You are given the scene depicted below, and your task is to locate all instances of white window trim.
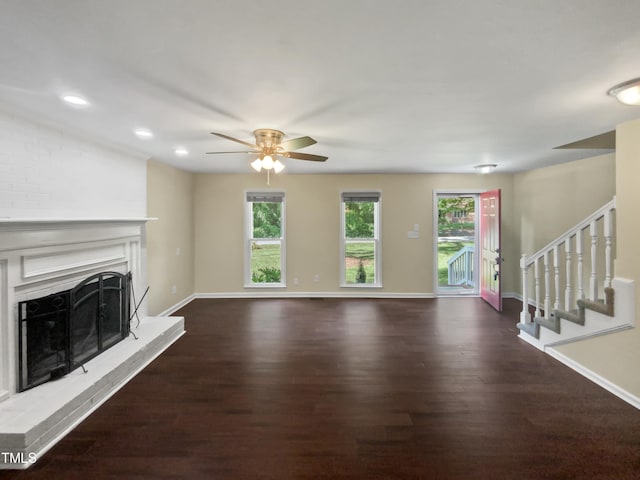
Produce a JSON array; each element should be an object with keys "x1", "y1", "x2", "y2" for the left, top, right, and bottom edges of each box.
[
  {"x1": 340, "y1": 190, "x2": 382, "y2": 288},
  {"x1": 244, "y1": 191, "x2": 286, "y2": 288}
]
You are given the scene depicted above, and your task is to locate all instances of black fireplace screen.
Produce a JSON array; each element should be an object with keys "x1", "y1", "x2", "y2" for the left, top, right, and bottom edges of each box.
[{"x1": 18, "y1": 271, "x2": 131, "y2": 392}]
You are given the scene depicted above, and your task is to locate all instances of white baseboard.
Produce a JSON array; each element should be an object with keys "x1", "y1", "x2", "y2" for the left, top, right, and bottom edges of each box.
[
  {"x1": 195, "y1": 291, "x2": 436, "y2": 299},
  {"x1": 155, "y1": 290, "x2": 522, "y2": 308},
  {"x1": 157, "y1": 290, "x2": 543, "y2": 305},
  {"x1": 545, "y1": 347, "x2": 640, "y2": 410},
  {"x1": 517, "y1": 331, "x2": 544, "y2": 351},
  {"x1": 157, "y1": 294, "x2": 196, "y2": 316},
  {"x1": 508, "y1": 292, "x2": 545, "y2": 310}
]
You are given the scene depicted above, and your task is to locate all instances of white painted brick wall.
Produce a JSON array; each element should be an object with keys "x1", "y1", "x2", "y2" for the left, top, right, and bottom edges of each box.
[{"x1": 0, "y1": 110, "x2": 147, "y2": 218}]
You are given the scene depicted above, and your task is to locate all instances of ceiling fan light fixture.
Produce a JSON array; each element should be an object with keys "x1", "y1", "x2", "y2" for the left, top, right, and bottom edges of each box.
[
  {"x1": 250, "y1": 158, "x2": 263, "y2": 172},
  {"x1": 207, "y1": 129, "x2": 327, "y2": 180},
  {"x1": 475, "y1": 164, "x2": 497, "y2": 174},
  {"x1": 273, "y1": 159, "x2": 285, "y2": 173},
  {"x1": 608, "y1": 78, "x2": 640, "y2": 106},
  {"x1": 262, "y1": 155, "x2": 274, "y2": 169}
]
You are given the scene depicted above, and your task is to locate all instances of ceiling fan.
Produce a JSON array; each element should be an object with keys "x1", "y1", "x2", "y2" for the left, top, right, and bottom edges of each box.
[{"x1": 207, "y1": 129, "x2": 328, "y2": 175}]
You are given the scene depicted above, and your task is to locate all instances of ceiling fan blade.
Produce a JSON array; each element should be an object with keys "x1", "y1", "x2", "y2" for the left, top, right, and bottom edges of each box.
[
  {"x1": 281, "y1": 151, "x2": 328, "y2": 162},
  {"x1": 278, "y1": 136, "x2": 317, "y2": 151},
  {"x1": 210, "y1": 132, "x2": 258, "y2": 149},
  {"x1": 206, "y1": 151, "x2": 256, "y2": 155}
]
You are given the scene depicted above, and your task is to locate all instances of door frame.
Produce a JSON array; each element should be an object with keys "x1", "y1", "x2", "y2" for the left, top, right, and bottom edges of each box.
[{"x1": 433, "y1": 189, "x2": 483, "y2": 297}]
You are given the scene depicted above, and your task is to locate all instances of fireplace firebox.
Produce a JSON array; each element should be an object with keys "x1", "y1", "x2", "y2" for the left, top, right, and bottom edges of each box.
[{"x1": 18, "y1": 271, "x2": 131, "y2": 392}]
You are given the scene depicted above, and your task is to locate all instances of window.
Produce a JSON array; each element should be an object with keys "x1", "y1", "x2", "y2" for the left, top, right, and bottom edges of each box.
[
  {"x1": 245, "y1": 192, "x2": 285, "y2": 287},
  {"x1": 341, "y1": 192, "x2": 381, "y2": 287}
]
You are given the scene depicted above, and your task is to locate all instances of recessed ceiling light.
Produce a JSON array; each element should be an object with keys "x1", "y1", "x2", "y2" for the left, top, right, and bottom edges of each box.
[
  {"x1": 62, "y1": 95, "x2": 89, "y2": 107},
  {"x1": 608, "y1": 78, "x2": 640, "y2": 106},
  {"x1": 134, "y1": 129, "x2": 153, "y2": 139},
  {"x1": 474, "y1": 164, "x2": 497, "y2": 174},
  {"x1": 174, "y1": 147, "x2": 189, "y2": 156}
]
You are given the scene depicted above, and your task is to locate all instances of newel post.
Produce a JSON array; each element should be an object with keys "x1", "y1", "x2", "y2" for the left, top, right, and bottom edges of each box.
[{"x1": 520, "y1": 254, "x2": 531, "y2": 324}]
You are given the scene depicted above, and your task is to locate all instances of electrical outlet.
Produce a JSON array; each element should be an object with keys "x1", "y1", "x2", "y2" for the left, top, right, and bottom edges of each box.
[
  {"x1": 171, "y1": 285, "x2": 177, "y2": 294},
  {"x1": 313, "y1": 274, "x2": 320, "y2": 282},
  {"x1": 293, "y1": 277, "x2": 299, "y2": 285},
  {"x1": 176, "y1": 247, "x2": 181, "y2": 256}
]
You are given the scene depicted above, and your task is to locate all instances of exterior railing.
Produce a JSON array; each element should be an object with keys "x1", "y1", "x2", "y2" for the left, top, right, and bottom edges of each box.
[
  {"x1": 519, "y1": 198, "x2": 616, "y2": 324},
  {"x1": 447, "y1": 245, "x2": 475, "y2": 287}
]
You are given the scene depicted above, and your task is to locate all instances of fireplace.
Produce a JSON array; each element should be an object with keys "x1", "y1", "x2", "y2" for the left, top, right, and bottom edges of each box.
[
  {"x1": 18, "y1": 271, "x2": 131, "y2": 392},
  {"x1": 0, "y1": 218, "x2": 185, "y2": 470}
]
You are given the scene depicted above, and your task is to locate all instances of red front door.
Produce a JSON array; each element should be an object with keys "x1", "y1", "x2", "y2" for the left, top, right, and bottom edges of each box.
[{"x1": 480, "y1": 189, "x2": 502, "y2": 311}]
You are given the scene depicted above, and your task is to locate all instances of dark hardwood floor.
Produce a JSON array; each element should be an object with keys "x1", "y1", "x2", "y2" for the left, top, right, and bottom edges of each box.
[{"x1": 3, "y1": 297, "x2": 640, "y2": 479}]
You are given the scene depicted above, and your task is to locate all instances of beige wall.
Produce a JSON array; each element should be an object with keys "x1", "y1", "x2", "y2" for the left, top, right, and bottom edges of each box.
[
  {"x1": 146, "y1": 160, "x2": 195, "y2": 315},
  {"x1": 553, "y1": 118, "x2": 640, "y2": 398},
  {"x1": 513, "y1": 153, "x2": 616, "y2": 257},
  {"x1": 511, "y1": 153, "x2": 616, "y2": 298},
  {"x1": 194, "y1": 173, "x2": 515, "y2": 295},
  {"x1": 614, "y1": 118, "x2": 640, "y2": 309},
  {"x1": 150, "y1": 154, "x2": 616, "y2": 301}
]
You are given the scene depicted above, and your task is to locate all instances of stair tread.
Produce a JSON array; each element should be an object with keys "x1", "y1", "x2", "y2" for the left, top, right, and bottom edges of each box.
[
  {"x1": 550, "y1": 308, "x2": 585, "y2": 325},
  {"x1": 516, "y1": 322, "x2": 539, "y2": 339},
  {"x1": 551, "y1": 309, "x2": 578, "y2": 316},
  {"x1": 534, "y1": 316, "x2": 561, "y2": 333}
]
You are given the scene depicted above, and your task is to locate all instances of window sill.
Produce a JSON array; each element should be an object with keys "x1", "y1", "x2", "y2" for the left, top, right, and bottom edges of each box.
[
  {"x1": 244, "y1": 283, "x2": 287, "y2": 289},
  {"x1": 340, "y1": 283, "x2": 383, "y2": 288}
]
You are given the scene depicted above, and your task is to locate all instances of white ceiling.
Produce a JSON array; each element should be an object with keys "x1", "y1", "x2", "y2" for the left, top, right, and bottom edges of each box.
[{"x1": 1, "y1": 0, "x2": 640, "y2": 174}]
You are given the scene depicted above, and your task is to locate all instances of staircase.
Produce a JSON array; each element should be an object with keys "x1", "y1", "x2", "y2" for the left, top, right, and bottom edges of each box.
[{"x1": 516, "y1": 198, "x2": 635, "y2": 350}]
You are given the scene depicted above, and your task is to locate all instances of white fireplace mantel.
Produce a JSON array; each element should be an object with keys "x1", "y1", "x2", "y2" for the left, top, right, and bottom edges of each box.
[
  {"x1": 0, "y1": 217, "x2": 185, "y2": 470},
  {"x1": 0, "y1": 217, "x2": 156, "y2": 398}
]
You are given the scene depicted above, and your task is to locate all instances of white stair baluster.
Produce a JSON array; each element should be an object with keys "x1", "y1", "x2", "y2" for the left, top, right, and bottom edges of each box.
[
  {"x1": 576, "y1": 229, "x2": 584, "y2": 301},
  {"x1": 534, "y1": 259, "x2": 540, "y2": 318},
  {"x1": 520, "y1": 254, "x2": 531, "y2": 323},
  {"x1": 565, "y1": 238, "x2": 572, "y2": 311},
  {"x1": 604, "y1": 210, "x2": 613, "y2": 289},
  {"x1": 544, "y1": 251, "x2": 550, "y2": 318},
  {"x1": 589, "y1": 220, "x2": 598, "y2": 301},
  {"x1": 553, "y1": 245, "x2": 560, "y2": 311}
]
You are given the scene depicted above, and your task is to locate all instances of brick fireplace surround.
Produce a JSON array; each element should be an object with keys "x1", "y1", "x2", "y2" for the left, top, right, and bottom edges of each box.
[{"x1": 0, "y1": 219, "x2": 184, "y2": 469}]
